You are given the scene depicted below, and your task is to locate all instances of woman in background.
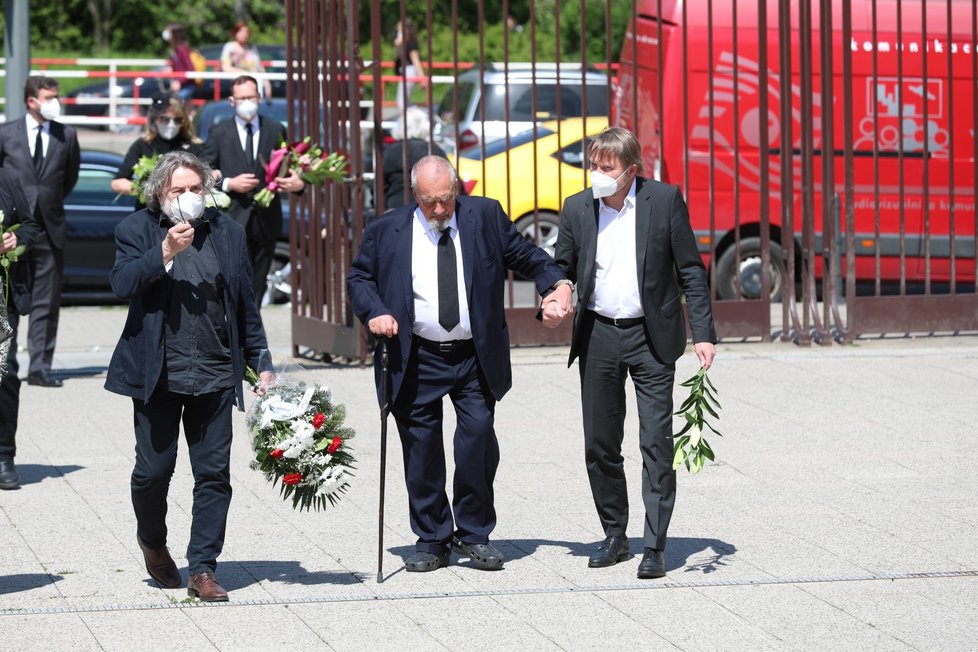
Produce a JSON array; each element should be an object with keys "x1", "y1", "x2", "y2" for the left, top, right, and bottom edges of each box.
[
  {"x1": 394, "y1": 18, "x2": 425, "y2": 113},
  {"x1": 221, "y1": 21, "x2": 272, "y2": 99}
]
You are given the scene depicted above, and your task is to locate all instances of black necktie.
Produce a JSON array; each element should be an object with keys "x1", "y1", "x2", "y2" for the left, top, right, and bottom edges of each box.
[
  {"x1": 33, "y1": 126, "x2": 44, "y2": 175},
  {"x1": 437, "y1": 229, "x2": 459, "y2": 332},
  {"x1": 244, "y1": 123, "x2": 254, "y2": 168}
]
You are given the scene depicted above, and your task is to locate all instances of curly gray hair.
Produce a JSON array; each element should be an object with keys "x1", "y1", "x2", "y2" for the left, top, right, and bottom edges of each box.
[{"x1": 143, "y1": 151, "x2": 215, "y2": 213}]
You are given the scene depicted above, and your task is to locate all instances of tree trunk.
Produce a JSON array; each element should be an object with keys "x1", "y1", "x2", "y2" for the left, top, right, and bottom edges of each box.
[{"x1": 86, "y1": 0, "x2": 113, "y2": 51}]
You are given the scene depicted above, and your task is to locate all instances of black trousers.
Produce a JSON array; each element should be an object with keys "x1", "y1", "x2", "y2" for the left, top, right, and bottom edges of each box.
[
  {"x1": 579, "y1": 315, "x2": 677, "y2": 550},
  {"x1": 131, "y1": 387, "x2": 235, "y2": 575},
  {"x1": 245, "y1": 209, "x2": 275, "y2": 304},
  {"x1": 392, "y1": 340, "x2": 498, "y2": 555},
  {"x1": 0, "y1": 311, "x2": 20, "y2": 459},
  {"x1": 26, "y1": 232, "x2": 63, "y2": 376}
]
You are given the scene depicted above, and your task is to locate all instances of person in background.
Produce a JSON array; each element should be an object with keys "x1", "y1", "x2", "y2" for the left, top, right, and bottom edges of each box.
[
  {"x1": 112, "y1": 93, "x2": 206, "y2": 211},
  {"x1": 544, "y1": 127, "x2": 717, "y2": 580},
  {"x1": 0, "y1": 168, "x2": 40, "y2": 490},
  {"x1": 0, "y1": 76, "x2": 81, "y2": 390},
  {"x1": 202, "y1": 75, "x2": 304, "y2": 304},
  {"x1": 220, "y1": 21, "x2": 272, "y2": 99},
  {"x1": 394, "y1": 18, "x2": 425, "y2": 113},
  {"x1": 162, "y1": 23, "x2": 197, "y2": 103},
  {"x1": 104, "y1": 150, "x2": 273, "y2": 601},
  {"x1": 383, "y1": 106, "x2": 446, "y2": 210}
]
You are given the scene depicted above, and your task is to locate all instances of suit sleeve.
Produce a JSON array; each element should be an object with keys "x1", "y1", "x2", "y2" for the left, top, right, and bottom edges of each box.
[
  {"x1": 346, "y1": 221, "x2": 391, "y2": 325},
  {"x1": 236, "y1": 231, "x2": 270, "y2": 373},
  {"x1": 553, "y1": 196, "x2": 580, "y2": 283},
  {"x1": 109, "y1": 218, "x2": 169, "y2": 300},
  {"x1": 63, "y1": 128, "x2": 81, "y2": 196},
  {"x1": 669, "y1": 189, "x2": 717, "y2": 344},
  {"x1": 492, "y1": 200, "x2": 565, "y2": 295},
  {"x1": 1, "y1": 173, "x2": 38, "y2": 249}
]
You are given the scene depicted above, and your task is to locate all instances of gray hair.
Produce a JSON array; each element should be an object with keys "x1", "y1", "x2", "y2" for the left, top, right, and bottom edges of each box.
[
  {"x1": 410, "y1": 155, "x2": 457, "y2": 192},
  {"x1": 391, "y1": 107, "x2": 431, "y2": 141},
  {"x1": 143, "y1": 151, "x2": 215, "y2": 213},
  {"x1": 587, "y1": 126, "x2": 644, "y2": 173}
]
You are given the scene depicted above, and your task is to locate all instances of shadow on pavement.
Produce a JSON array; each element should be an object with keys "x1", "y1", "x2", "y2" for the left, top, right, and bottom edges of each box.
[
  {"x1": 0, "y1": 573, "x2": 64, "y2": 595},
  {"x1": 218, "y1": 561, "x2": 363, "y2": 591},
  {"x1": 17, "y1": 464, "x2": 85, "y2": 486},
  {"x1": 668, "y1": 537, "x2": 737, "y2": 574}
]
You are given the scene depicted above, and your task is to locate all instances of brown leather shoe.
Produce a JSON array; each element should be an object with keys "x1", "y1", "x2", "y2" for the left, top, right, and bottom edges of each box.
[
  {"x1": 136, "y1": 536, "x2": 181, "y2": 588},
  {"x1": 188, "y1": 572, "x2": 229, "y2": 602}
]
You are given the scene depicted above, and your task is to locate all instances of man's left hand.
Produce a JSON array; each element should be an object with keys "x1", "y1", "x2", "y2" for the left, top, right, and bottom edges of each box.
[
  {"x1": 275, "y1": 168, "x2": 306, "y2": 194},
  {"x1": 256, "y1": 370, "x2": 276, "y2": 396},
  {"x1": 694, "y1": 342, "x2": 716, "y2": 370}
]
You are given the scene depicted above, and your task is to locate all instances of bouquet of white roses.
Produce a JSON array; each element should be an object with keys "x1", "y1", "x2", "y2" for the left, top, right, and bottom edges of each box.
[{"x1": 245, "y1": 365, "x2": 356, "y2": 511}]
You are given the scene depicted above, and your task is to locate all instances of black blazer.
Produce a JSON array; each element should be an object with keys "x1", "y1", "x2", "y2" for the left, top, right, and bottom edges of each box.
[
  {"x1": 0, "y1": 118, "x2": 80, "y2": 249},
  {"x1": 103, "y1": 207, "x2": 268, "y2": 410},
  {"x1": 202, "y1": 115, "x2": 287, "y2": 241},
  {"x1": 554, "y1": 177, "x2": 717, "y2": 366},
  {"x1": 348, "y1": 196, "x2": 566, "y2": 405},
  {"x1": 0, "y1": 168, "x2": 40, "y2": 315}
]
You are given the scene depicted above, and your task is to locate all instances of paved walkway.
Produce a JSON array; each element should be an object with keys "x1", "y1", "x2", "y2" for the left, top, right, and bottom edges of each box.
[{"x1": 1, "y1": 304, "x2": 976, "y2": 650}]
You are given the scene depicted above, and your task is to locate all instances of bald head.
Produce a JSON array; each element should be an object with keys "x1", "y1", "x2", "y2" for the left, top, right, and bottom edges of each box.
[{"x1": 411, "y1": 156, "x2": 457, "y2": 229}]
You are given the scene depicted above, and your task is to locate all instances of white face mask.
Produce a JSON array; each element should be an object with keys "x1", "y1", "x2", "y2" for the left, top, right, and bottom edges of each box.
[
  {"x1": 234, "y1": 99, "x2": 258, "y2": 122},
  {"x1": 163, "y1": 191, "x2": 205, "y2": 224},
  {"x1": 36, "y1": 98, "x2": 61, "y2": 122},
  {"x1": 590, "y1": 168, "x2": 629, "y2": 200},
  {"x1": 157, "y1": 122, "x2": 180, "y2": 141}
]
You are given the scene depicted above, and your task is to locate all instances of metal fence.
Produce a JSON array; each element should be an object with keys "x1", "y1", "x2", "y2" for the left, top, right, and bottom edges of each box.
[{"x1": 286, "y1": 0, "x2": 978, "y2": 360}]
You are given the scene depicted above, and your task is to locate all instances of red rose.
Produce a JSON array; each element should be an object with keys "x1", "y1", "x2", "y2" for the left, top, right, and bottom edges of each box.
[
  {"x1": 283, "y1": 473, "x2": 302, "y2": 485},
  {"x1": 327, "y1": 436, "x2": 342, "y2": 453},
  {"x1": 312, "y1": 412, "x2": 326, "y2": 429},
  {"x1": 270, "y1": 449, "x2": 284, "y2": 458}
]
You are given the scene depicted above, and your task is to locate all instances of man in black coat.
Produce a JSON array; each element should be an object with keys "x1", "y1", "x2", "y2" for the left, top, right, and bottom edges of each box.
[
  {"x1": 0, "y1": 168, "x2": 40, "y2": 490},
  {"x1": 547, "y1": 127, "x2": 717, "y2": 580},
  {"x1": 104, "y1": 151, "x2": 273, "y2": 601},
  {"x1": 202, "y1": 75, "x2": 304, "y2": 304},
  {"x1": 0, "y1": 76, "x2": 81, "y2": 388}
]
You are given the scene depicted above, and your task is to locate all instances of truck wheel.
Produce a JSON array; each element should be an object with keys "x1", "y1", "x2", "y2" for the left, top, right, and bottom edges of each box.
[
  {"x1": 515, "y1": 211, "x2": 560, "y2": 258},
  {"x1": 715, "y1": 237, "x2": 784, "y2": 301}
]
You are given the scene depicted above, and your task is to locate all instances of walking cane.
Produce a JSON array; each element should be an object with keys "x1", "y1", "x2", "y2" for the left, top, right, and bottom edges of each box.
[{"x1": 377, "y1": 338, "x2": 390, "y2": 583}]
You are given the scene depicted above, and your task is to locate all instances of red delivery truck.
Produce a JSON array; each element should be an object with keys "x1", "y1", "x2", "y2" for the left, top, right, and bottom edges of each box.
[{"x1": 614, "y1": 0, "x2": 976, "y2": 300}]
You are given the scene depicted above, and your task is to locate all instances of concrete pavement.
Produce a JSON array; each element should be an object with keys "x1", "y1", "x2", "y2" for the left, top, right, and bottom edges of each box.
[{"x1": 1, "y1": 304, "x2": 977, "y2": 650}]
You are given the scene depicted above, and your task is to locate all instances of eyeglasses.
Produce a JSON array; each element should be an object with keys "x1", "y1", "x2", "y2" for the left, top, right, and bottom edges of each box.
[
  {"x1": 157, "y1": 116, "x2": 184, "y2": 125},
  {"x1": 233, "y1": 95, "x2": 260, "y2": 103}
]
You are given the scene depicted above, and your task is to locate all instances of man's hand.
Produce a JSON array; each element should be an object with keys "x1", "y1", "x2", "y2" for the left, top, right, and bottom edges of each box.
[
  {"x1": 541, "y1": 283, "x2": 573, "y2": 329},
  {"x1": 0, "y1": 232, "x2": 17, "y2": 254},
  {"x1": 274, "y1": 168, "x2": 305, "y2": 194},
  {"x1": 162, "y1": 221, "x2": 195, "y2": 263},
  {"x1": 228, "y1": 173, "x2": 260, "y2": 194},
  {"x1": 368, "y1": 314, "x2": 398, "y2": 338},
  {"x1": 255, "y1": 370, "x2": 276, "y2": 396},
  {"x1": 694, "y1": 342, "x2": 716, "y2": 370}
]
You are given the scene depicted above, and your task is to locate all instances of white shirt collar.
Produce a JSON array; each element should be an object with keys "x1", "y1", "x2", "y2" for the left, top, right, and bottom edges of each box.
[
  {"x1": 234, "y1": 114, "x2": 260, "y2": 132},
  {"x1": 598, "y1": 177, "x2": 637, "y2": 213},
  {"x1": 413, "y1": 207, "x2": 459, "y2": 240},
  {"x1": 26, "y1": 114, "x2": 45, "y2": 132}
]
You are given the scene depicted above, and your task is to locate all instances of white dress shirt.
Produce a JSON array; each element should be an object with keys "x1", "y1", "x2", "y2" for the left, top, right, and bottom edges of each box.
[
  {"x1": 26, "y1": 114, "x2": 49, "y2": 159},
  {"x1": 587, "y1": 179, "x2": 644, "y2": 319},
  {"x1": 410, "y1": 208, "x2": 471, "y2": 341},
  {"x1": 220, "y1": 115, "x2": 260, "y2": 192}
]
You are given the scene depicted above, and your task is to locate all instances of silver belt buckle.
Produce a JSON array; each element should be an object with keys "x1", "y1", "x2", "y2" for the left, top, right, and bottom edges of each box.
[{"x1": 439, "y1": 341, "x2": 453, "y2": 352}]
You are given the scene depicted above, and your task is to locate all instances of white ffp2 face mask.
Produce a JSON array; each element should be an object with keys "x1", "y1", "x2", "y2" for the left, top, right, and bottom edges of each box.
[
  {"x1": 37, "y1": 98, "x2": 62, "y2": 122},
  {"x1": 590, "y1": 169, "x2": 629, "y2": 199},
  {"x1": 158, "y1": 122, "x2": 180, "y2": 141},
  {"x1": 234, "y1": 99, "x2": 258, "y2": 122},
  {"x1": 164, "y1": 191, "x2": 205, "y2": 224}
]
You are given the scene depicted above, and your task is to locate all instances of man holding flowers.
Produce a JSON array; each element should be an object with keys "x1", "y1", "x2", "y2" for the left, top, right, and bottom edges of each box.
[
  {"x1": 203, "y1": 75, "x2": 305, "y2": 305},
  {"x1": 104, "y1": 151, "x2": 273, "y2": 601}
]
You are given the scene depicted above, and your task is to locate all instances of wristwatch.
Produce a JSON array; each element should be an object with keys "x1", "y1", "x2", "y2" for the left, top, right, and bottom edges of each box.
[{"x1": 554, "y1": 279, "x2": 575, "y2": 291}]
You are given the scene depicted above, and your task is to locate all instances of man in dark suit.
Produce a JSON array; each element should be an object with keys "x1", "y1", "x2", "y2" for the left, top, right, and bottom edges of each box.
[
  {"x1": 546, "y1": 127, "x2": 717, "y2": 579},
  {"x1": 0, "y1": 168, "x2": 40, "y2": 490},
  {"x1": 104, "y1": 151, "x2": 273, "y2": 601},
  {"x1": 348, "y1": 155, "x2": 570, "y2": 573},
  {"x1": 202, "y1": 75, "x2": 304, "y2": 304},
  {"x1": 0, "y1": 76, "x2": 81, "y2": 388}
]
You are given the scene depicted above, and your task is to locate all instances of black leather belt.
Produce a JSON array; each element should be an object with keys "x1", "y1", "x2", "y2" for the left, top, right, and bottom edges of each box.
[
  {"x1": 591, "y1": 312, "x2": 644, "y2": 328},
  {"x1": 416, "y1": 336, "x2": 475, "y2": 355}
]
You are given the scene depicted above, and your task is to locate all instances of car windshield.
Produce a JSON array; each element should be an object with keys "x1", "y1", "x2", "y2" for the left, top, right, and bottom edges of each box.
[
  {"x1": 478, "y1": 83, "x2": 609, "y2": 122},
  {"x1": 459, "y1": 126, "x2": 555, "y2": 160}
]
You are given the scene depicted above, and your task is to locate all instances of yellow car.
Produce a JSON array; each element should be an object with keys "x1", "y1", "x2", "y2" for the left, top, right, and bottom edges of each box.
[{"x1": 456, "y1": 117, "x2": 608, "y2": 255}]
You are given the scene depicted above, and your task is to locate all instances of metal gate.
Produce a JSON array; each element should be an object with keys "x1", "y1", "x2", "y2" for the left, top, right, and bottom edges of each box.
[{"x1": 286, "y1": 1, "x2": 978, "y2": 359}]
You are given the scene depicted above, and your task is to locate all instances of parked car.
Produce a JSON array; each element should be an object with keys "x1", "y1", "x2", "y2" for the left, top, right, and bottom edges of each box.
[
  {"x1": 456, "y1": 117, "x2": 608, "y2": 256},
  {"x1": 61, "y1": 149, "x2": 294, "y2": 305},
  {"x1": 64, "y1": 44, "x2": 288, "y2": 131},
  {"x1": 436, "y1": 63, "x2": 610, "y2": 151}
]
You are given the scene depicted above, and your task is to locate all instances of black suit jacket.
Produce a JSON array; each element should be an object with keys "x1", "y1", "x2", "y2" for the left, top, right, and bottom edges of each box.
[
  {"x1": 103, "y1": 207, "x2": 268, "y2": 410},
  {"x1": 0, "y1": 117, "x2": 80, "y2": 249},
  {"x1": 202, "y1": 115, "x2": 287, "y2": 242},
  {"x1": 0, "y1": 168, "x2": 40, "y2": 315},
  {"x1": 348, "y1": 196, "x2": 566, "y2": 405},
  {"x1": 554, "y1": 177, "x2": 717, "y2": 366}
]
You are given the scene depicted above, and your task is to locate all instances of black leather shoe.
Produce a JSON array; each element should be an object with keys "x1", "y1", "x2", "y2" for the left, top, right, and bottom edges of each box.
[
  {"x1": 26, "y1": 371, "x2": 63, "y2": 387},
  {"x1": 451, "y1": 538, "x2": 504, "y2": 570},
  {"x1": 637, "y1": 548, "x2": 666, "y2": 579},
  {"x1": 0, "y1": 456, "x2": 20, "y2": 490},
  {"x1": 588, "y1": 536, "x2": 630, "y2": 568},
  {"x1": 405, "y1": 550, "x2": 450, "y2": 572}
]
